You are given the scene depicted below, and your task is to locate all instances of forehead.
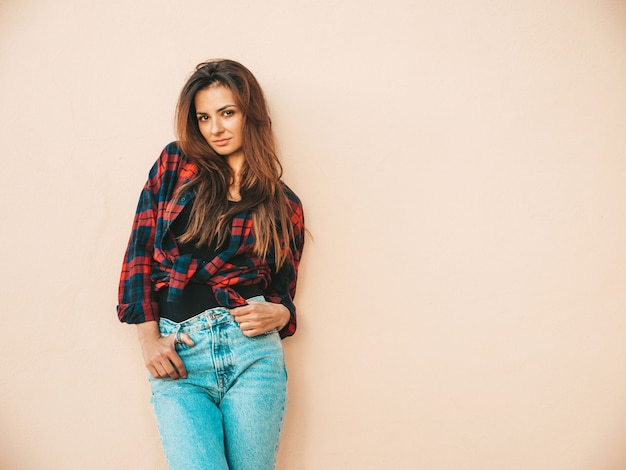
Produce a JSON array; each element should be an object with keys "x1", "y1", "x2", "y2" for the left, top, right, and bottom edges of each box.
[{"x1": 194, "y1": 84, "x2": 237, "y2": 111}]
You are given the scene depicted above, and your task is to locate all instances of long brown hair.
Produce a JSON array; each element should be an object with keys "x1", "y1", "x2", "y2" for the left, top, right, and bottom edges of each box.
[{"x1": 174, "y1": 59, "x2": 296, "y2": 268}]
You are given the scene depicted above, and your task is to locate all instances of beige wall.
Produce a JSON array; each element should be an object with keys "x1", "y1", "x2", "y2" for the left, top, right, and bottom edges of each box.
[{"x1": 1, "y1": 0, "x2": 626, "y2": 468}]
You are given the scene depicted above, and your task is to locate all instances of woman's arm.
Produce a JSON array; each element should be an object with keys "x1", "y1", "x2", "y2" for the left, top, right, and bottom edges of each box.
[
  {"x1": 231, "y1": 186, "x2": 305, "y2": 338},
  {"x1": 117, "y1": 143, "x2": 185, "y2": 323},
  {"x1": 117, "y1": 145, "x2": 194, "y2": 379},
  {"x1": 262, "y1": 187, "x2": 306, "y2": 338},
  {"x1": 117, "y1": 158, "x2": 162, "y2": 324}
]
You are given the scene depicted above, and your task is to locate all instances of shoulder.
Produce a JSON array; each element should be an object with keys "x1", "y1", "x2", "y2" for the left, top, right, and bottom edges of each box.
[
  {"x1": 280, "y1": 182, "x2": 304, "y2": 228},
  {"x1": 155, "y1": 141, "x2": 184, "y2": 169},
  {"x1": 149, "y1": 142, "x2": 196, "y2": 179},
  {"x1": 280, "y1": 182, "x2": 302, "y2": 208}
]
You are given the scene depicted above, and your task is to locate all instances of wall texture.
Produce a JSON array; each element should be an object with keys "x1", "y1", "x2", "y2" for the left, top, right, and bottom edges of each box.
[{"x1": 1, "y1": 0, "x2": 626, "y2": 469}]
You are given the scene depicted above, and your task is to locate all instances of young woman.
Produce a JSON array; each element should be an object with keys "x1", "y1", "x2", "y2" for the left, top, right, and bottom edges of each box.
[{"x1": 117, "y1": 59, "x2": 305, "y2": 470}]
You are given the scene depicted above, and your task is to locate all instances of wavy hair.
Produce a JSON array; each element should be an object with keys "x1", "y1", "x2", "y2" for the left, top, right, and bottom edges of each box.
[{"x1": 174, "y1": 59, "x2": 296, "y2": 268}]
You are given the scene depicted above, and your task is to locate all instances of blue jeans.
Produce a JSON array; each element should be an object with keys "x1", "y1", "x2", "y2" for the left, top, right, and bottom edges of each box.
[{"x1": 149, "y1": 297, "x2": 287, "y2": 470}]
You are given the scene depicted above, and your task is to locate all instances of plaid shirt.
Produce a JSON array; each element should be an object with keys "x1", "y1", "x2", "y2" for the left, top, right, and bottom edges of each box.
[{"x1": 117, "y1": 142, "x2": 305, "y2": 338}]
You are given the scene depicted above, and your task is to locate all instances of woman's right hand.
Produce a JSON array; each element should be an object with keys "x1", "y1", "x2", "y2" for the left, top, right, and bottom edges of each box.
[{"x1": 136, "y1": 321, "x2": 194, "y2": 379}]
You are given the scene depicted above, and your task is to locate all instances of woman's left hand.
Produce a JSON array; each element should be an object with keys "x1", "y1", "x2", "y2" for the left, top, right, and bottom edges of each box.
[{"x1": 230, "y1": 301, "x2": 290, "y2": 337}]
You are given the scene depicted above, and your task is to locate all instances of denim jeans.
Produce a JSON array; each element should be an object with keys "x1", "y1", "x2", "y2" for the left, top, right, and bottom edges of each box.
[{"x1": 149, "y1": 297, "x2": 287, "y2": 470}]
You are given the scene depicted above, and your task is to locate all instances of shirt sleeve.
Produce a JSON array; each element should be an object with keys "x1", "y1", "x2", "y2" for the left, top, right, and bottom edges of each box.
[
  {"x1": 265, "y1": 186, "x2": 305, "y2": 338},
  {"x1": 116, "y1": 155, "x2": 164, "y2": 324}
]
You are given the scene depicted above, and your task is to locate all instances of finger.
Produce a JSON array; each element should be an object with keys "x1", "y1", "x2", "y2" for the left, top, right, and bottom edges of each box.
[
  {"x1": 240, "y1": 321, "x2": 258, "y2": 333},
  {"x1": 168, "y1": 353, "x2": 187, "y2": 379},
  {"x1": 238, "y1": 320, "x2": 249, "y2": 332},
  {"x1": 148, "y1": 365, "x2": 161, "y2": 379},
  {"x1": 154, "y1": 347, "x2": 182, "y2": 379},
  {"x1": 152, "y1": 352, "x2": 179, "y2": 379},
  {"x1": 240, "y1": 321, "x2": 268, "y2": 337},
  {"x1": 153, "y1": 362, "x2": 170, "y2": 379},
  {"x1": 242, "y1": 327, "x2": 264, "y2": 338},
  {"x1": 178, "y1": 333, "x2": 195, "y2": 347},
  {"x1": 233, "y1": 311, "x2": 262, "y2": 325},
  {"x1": 241, "y1": 327, "x2": 255, "y2": 337},
  {"x1": 232, "y1": 314, "x2": 248, "y2": 325},
  {"x1": 231, "y1": 304, "x2": 257, "y2": 316}
]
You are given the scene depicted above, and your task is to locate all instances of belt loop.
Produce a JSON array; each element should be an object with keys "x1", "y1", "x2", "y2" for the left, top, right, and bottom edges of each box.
[{"x1": 173, "y1": 324, "x2": 182, "y2": 345}]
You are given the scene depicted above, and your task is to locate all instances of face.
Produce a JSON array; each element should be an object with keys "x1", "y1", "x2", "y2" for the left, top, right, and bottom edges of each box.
[{"x1": 194, "y1": 85, "x2": 244, "y2": 161}]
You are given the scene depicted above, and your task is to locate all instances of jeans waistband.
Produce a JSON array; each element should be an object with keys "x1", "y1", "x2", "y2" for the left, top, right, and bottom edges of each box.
[{"x1": 158, "y1": 295, "x2": 266, "y2": 336}]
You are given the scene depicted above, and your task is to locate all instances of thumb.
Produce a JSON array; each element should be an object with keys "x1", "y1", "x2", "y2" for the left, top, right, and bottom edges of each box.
[{"x1": 179, "y1": 333, "x2": 195, "y2": 347}]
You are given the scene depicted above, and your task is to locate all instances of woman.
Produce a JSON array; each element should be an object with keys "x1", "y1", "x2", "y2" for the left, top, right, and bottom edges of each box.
[{"x1": 117, "y1": 59, "x2": 305, "y2": 470}]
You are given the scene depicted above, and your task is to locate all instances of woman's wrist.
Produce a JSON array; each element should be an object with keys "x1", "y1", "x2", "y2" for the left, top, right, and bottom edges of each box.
[
  {"x1": 277, "y1": 304, "x2": 291, "y2": 330},
  {"x1": 136, "y1": 321, "x2": 161, "y2": 344}
]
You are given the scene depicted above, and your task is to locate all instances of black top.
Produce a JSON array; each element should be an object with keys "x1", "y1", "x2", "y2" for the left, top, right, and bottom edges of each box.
[{"x1": 157, "y1": 202, "x2": 262, "y2": 323}]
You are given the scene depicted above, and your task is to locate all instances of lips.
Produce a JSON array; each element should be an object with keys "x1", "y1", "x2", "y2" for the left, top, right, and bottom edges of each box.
[{"x1": 212, "y1": 138, "x2": 231, "y2": 146}]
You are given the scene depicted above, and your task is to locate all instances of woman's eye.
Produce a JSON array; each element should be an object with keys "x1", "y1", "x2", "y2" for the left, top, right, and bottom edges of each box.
[
  {"x1": 198, "y1": 115, "x2": 209, "y2": 122},
  {"x1": 223, "y1": 110, "x2": 234, "y2": 117}
]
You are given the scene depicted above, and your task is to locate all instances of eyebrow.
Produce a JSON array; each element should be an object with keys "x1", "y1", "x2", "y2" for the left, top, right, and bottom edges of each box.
[{"x1": 196, "y1": 104, "x2": 237, "y2": 115}]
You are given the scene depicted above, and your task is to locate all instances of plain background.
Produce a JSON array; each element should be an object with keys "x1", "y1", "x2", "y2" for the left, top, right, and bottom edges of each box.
[{"x1": 1, "y1": 0, "x2": 626, "y2": 469}]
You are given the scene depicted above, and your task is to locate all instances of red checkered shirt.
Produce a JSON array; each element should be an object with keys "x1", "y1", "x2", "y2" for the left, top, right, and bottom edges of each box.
[{"x1": 117, "y1": 142, "x2": 305, "y2": 338}]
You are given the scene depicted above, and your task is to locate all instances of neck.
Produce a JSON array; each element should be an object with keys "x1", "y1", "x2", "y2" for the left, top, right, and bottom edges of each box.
[
  {"x1": 226, "y1": 151, "x2": 244, "y2": 180},
  {"x1": 226, "y1": 151, "x2": 244, "y2": 201}
]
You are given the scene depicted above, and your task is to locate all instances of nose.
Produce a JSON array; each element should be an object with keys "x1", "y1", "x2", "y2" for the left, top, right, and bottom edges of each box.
[{"x1": 211, "y1": 118, "x2": 224, "y2": 135}]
